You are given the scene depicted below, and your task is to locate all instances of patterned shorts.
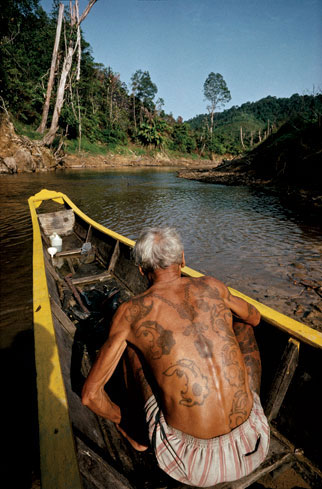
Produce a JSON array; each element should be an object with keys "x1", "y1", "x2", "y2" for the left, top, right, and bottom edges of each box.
[{"x1": 144, "y1": 392, "x2": 270, "y2": 487}]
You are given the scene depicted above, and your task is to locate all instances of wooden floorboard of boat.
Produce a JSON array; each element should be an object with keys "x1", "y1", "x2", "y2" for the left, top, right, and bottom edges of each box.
[
  {"x1": 76, "y1": 436, "x2": 135, "y2": 489},
  {"x1": 71, "y1": 271, "x2": 112, "y2": 285}
]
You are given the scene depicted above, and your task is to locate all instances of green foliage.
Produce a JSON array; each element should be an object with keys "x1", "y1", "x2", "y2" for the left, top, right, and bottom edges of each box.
[
  {"x1": 0, "y1": 1, "x2": 55, "y2": 122},
  {"x1": 12, "y1": 118, "x2": 42, "y2": 140},
  {"x1": 241, "y1": 117, "x2": 322, "y2": 188},
  {"x1": 101, "y1": 124, "x2": 128, "y2": 146},
  {"x1": 189, "y1": 94, "x2": 322, "y2": 154},
  {"x1": 207, "y1": 139, "x2": 227, "y2": 155},
  {"x1": 131, "y1": 69, "x2": 157, "y2": 110},
  {"x1": 168, "y1": 122, "x2": 196, "y2": 153},
  {"x1": 137, "y1": 118, "x2": 167, "y2": 147},
  {"x1": 65, "y1": 138, "x2": 108, "y2": 155},
  {"x1": 203, "y1": 72, "x2": 231, "y2": 111}
]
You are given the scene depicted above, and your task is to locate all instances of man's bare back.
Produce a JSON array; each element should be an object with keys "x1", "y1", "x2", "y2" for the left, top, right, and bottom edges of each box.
[
  {"x1": 82, "y1": 263, "x2": 260, "y2": 439},
  {"x1": 119, "y1": 273, "x2": 255, "y2": 438}
]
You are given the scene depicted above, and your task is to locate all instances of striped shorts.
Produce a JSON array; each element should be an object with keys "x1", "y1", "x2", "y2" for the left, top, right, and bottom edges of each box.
[{"x1": 144, "y1": 392, "x2": 270, "y2": 487}]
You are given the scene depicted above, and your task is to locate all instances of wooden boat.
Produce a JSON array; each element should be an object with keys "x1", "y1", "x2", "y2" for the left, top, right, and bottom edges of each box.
[{"x1": 29, "y1": 189, "x2": 322, "y2": 489}]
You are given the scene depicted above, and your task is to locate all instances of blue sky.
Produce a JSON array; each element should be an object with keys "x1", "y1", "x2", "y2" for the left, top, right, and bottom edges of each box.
[{"x1": 41, "y1": 0, "x2": 322, "y2": 120}]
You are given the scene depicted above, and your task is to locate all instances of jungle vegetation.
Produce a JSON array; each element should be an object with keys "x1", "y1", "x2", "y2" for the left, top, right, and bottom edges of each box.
[{"x1": 1, "y1": 0, "x2": 321, "y2": 159}]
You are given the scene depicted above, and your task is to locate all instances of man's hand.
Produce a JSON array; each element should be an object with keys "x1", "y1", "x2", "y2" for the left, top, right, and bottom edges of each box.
[
  {"x1": 115, "y1": 424, "x2": 148, "y2": 451},
  {"x1": 82, "y1": 386, "x2": 121, "y2": 423}
]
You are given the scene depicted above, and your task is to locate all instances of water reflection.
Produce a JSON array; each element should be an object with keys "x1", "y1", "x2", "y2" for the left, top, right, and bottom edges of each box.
[{"x1": 1, "y1": 168, "x2": 322, "y2": 346}]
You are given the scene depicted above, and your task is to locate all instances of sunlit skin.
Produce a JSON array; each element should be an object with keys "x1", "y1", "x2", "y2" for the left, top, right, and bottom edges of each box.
[{"x1": 82, "y1": 252, "x2": 261, "y2": 451}]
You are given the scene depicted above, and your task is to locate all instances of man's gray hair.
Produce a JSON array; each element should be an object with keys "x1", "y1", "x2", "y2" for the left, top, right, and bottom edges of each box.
[{"x1": 133, "y1": 227, "x2": 184, "y2": 272}]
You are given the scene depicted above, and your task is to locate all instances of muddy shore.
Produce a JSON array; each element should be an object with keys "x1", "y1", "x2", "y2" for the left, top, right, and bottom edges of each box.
[{"x1": 62, "y1": 151, "x2": 219, "y2": 170}]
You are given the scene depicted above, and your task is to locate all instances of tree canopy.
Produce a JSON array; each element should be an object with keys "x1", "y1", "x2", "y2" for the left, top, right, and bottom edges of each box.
[
  {"x1": 203, "y1": 72, "x2": 231, "y2": 134},
  {"x1": 131, "y1": 70, "x2": 158, "y2": 110}
]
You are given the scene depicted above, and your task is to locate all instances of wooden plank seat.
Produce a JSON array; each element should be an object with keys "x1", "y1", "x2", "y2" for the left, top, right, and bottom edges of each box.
[
  {"x1": 55, "y1": 248, "x2": 82, "y2": 257},
  {"x1": 38, "y1": 209, "x2": 75, "y2": 236},
  {"x1": 71, "y1": 271, "x2": 112, "y2": 286}
]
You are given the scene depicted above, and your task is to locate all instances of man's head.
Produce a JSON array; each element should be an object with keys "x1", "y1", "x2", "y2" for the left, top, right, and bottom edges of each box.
[{"x1": 133, "y1": 227, "x2": 184, "y2": 274}]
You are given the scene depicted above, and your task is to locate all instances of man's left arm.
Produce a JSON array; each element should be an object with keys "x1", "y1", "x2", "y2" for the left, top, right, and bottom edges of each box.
[{"x1": 221, "y1": 283, "x2": 261, "y2": 326}]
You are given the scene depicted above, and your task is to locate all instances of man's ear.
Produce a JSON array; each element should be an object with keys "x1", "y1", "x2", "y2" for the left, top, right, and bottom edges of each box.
[
  {"x1": 181, "y1": 251, "x2": 186, "y2": 268},
  {"x1": 138, "y1": 265, "x2": 145, "y2": 277}
]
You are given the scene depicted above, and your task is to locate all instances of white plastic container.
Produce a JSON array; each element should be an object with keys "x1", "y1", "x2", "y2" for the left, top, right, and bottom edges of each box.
[{"x1": 50, "y1": 232, "x2": 62, "y2": 252}]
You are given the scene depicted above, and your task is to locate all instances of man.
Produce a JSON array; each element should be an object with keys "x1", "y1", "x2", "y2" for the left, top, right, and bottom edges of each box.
[{"x1": 82, "y1": 227, "x2": 269, "y2": 487}]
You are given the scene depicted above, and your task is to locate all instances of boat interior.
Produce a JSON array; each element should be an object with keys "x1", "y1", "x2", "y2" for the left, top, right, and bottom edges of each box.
[{"x1": 35, "y1": 199, "x2": 322, "y2": 489}]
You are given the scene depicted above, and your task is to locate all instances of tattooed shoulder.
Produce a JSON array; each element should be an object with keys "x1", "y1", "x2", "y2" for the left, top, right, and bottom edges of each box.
[{"x1": 124, "y1": 295, "x2": 153, "y2": 324}]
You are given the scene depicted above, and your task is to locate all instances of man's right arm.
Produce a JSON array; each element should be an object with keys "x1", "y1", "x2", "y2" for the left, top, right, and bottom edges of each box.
[{"x1": 81, "y1": 304, "x2": 129, "y2": 422}]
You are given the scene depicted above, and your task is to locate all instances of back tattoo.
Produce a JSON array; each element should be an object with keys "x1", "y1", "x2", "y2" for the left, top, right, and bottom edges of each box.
[{"x1": 163, "y1": 359, "x2": 209, "y2": 407}]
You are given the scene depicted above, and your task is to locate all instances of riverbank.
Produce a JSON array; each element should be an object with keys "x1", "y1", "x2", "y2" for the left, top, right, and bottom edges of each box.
[
  {"x1": 0, "y1": 115, "x2": 223, "y2": 173},
  {"x1": 62, "y1": 151, "x2": 219, "y2": 170}
]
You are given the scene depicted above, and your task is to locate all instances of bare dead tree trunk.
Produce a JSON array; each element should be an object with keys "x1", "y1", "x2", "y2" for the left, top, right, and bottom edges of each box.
[
  {"x1": 42, "y1": 0, "x2": 97, "y2": 146},
  {"x1": 240, "y1": 126, "x2": 245, "y2": 149},
  {"x1": 43, "y1": 43, "x2": 74, "y2": 145},
  {"x1": 250, "y1": 130, "x2": 254, "y2": 147},
  {"x1": 132, "y1": 94, "x2": 137, "y2": 131},
  {"x1": 37, "y1": 3, "x2": 64, "y2": 134},
  {"x1": 75, "y1": 0, "x2": 81, "y2": 81},
  {"x1": 76, "y1": 86, "x2": 82, "y2": 151},
  {"x1": 209, "y1": 110, "x2": 214, "y2": 134},
  {"x1": 258, "y1": 129, "x2": 262, "y2": 143}
]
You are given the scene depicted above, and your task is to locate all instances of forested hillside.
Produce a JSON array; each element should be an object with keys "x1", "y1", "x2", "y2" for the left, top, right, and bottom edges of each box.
[
  {"x1": 179, "y1": 115, "x2": 322, "y2": 213},
  {"x1": 1, "y1": 0, "x2": 321, "y2": 160},
  {"x1": 188, "y1": 94, "x2": 322, "y2": 154}
]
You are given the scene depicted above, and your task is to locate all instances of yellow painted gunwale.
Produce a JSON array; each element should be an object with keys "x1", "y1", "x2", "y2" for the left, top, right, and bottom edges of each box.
[{"x1": 28, "y1": 190, "x2": 82, "y2": 489}]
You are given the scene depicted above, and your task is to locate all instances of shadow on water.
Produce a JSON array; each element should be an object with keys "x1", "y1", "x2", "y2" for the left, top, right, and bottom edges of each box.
[{"x1": 247, "y1": 185, "x2": 322, "y2": 228}]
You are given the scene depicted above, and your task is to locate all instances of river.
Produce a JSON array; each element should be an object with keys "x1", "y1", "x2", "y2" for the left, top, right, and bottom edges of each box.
[{"x1": 1, "y1": 168, "x2": 321, "y2": 487}]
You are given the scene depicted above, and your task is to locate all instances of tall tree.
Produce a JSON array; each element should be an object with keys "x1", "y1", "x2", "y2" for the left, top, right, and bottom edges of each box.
[
  {"x1": 130, "y1": 70, "x2": 139, "y2": 131},
  {"x1": 42, "y1": 0, "x2": 97, "y2": 145},
  {"x1": 37, "y1": 2, "x2": 64, "y2": 134},
  {"x1": 131, "y1": 69, "x2": 157, "y2": 113},
  {"x1": 203, "y1": 72, "x2": 231, "y2": 134}
]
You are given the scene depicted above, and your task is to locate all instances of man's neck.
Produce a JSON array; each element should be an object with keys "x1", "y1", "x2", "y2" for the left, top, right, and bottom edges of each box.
[{"x1": 149, "y1": 264, "x2": 181, "y2": 286}]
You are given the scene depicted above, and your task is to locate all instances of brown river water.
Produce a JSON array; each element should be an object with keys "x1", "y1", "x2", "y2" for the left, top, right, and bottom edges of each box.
[{"x1": 0, "y1": 168, "x2": 321, "y2": 487}]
